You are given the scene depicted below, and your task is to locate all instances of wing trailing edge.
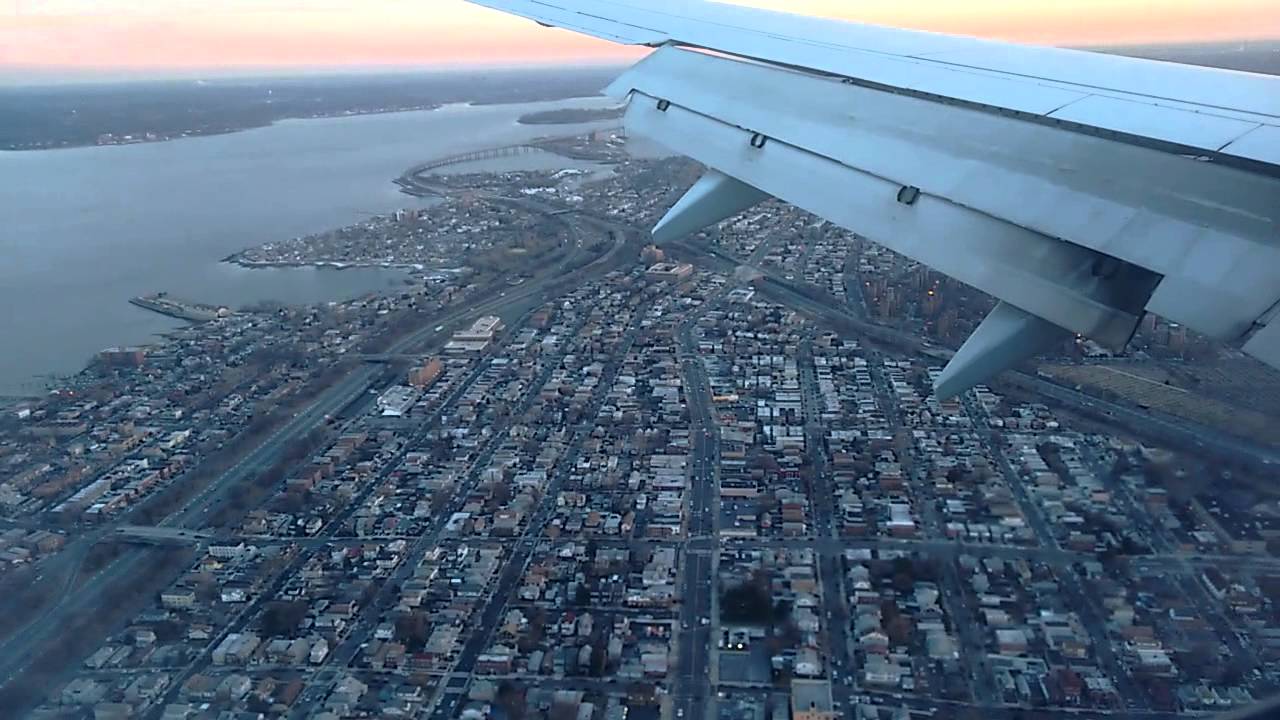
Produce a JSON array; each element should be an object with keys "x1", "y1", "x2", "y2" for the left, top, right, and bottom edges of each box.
[{"x1": 466, "y1": 0, "x2": 1280, "y2": 397}]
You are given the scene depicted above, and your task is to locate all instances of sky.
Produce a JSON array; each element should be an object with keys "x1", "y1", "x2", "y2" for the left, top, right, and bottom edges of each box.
[{"x1": 3, "y1": 0, "x2": 1279, "y2": 76}]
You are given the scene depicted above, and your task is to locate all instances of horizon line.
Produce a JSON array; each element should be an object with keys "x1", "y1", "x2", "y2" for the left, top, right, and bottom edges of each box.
[
  {"x1": 0, "y1": 58, "x2": 639, "y2": 88},
  {"x1": 2, "y1": 36, "x2": 1277, "y2": 88}
]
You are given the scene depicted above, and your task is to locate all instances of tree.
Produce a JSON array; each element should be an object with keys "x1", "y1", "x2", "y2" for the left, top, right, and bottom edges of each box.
[
  {"x1": 1110, "y1": 454, "x2": 1133, "y2": 477},
  {"x1": 227, "y1": 485, "x2": 252, "y2": 510},
  {"x1": 273, "y1": 490, "x2": 310, "y2": 514},
  {"x1": 1177, "y1": 642, "x2": 1219, "y2": 679},
  {"x1": 395, "y1": 612, "x2": 430, "y2": 649},
  {"x1": 496, "y1": 683, "x2": 527, "y2": 720},
  {"x1": 1218, "y1": 654, "x2": 1257, "y2": 686},
  {"x1": 255, "y1": 465, "x2": 286, "y2": 489},
  {"x1": 490, "y1": 482, "x2": 513, "y2": 507},
  {"x1": 261, "y1": 600, "x2": 308, "y2": 637},
  {"x1": 892, "y1": 569, "x2": 915, "y2": 594},
  {"x1": 626, "y1": 683, "x2": 659, "y2": 706},
  {"x1": 590, "y1": 641, "x2": 608, "y2": 677},
  {"x1": 886, "y1": 614, "x2": 913, "y2": 646},
  {"x1": 776, "y1": 619, "x2": 803, "y2": 650},
  {"x1": 429, "y1": 491, "x2": 452, "y2": 516},
  {"x1": 721, "y1": 574, "x2": 776, "y2": 625},
  {"x1": 358, "y1": 580, "x2": 379, "y2": 609},
  {"x1": 245, "y1": 694, "x2": 274, "y2": 714},
  {"x1": 192, "y1": 572, "x2": 218, "y2": 602},
  {"x1": 85, "y1": 542, "x2": 123, "y2": 572},
  {"x1": 757, "y1": 493, "x2": 780, "y2": 516},
  {"x1": 890, "y1": 556, "x2": 916, "y2": 593},
  {"x1": 153, "y1": 619, "x2": 185, "y2": 642}
]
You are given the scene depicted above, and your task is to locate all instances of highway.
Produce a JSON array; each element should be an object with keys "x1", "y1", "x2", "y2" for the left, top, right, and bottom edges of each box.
[
  {"x1": 0, "y1": 364, "x2": 374, "y2": 692},
  {"x1": 672, "y1": 285, "x2": 732, "y2": 720},
  {"x1": 796, "y1": 335, "x2": 858, "y2": 712},
  {"x1": 0, "y1": 185, "x2": 638, "y2": 712}
]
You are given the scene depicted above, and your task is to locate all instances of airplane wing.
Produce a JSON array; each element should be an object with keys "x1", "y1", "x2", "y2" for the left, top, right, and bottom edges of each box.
[{"x1": 468, "y1": 0, "x2": 1280, "y2": 398}]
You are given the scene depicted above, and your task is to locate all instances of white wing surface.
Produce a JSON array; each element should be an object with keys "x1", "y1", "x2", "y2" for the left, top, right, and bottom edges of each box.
[{"x1": 468, "y1": 0, "x2": 1280, "y2": 398}]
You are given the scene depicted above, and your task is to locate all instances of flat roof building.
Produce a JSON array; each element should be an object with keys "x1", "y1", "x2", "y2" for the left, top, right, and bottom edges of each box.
[
  {"x1": 455, "y1": 316, "x2": 504, "y2": 342},
  {"x1": 645, "y1": 262, "x2": 693, "y2": 282},
  {"x1": 377, "y1": 386, "x2": 419, "y2": 417},
  {"x1": 791, "y1": 679, "x2": 837, "y2": 720}
]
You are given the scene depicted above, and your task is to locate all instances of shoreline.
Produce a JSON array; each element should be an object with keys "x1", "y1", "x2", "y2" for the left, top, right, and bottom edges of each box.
[
  {"x1": 516, "y1": 106, "x2": 625, "y2": 126},
  {"x1": 0, "y1": 105, "x2": 442, "y2": 153},
  {"x1": 228, "y1": 130, "x2": 619, "y2": 272},
  {"x1": 220, "y1": 255, "x2": 422, "y2": 272},
  {"x1": 0, "y1": 94, "x2": 610, "y2": 153},
  {"x1": 2, "y1": 100, "x2": 618, "y2": 398},
  {"x1": 0, "y1": 395, "x2": 39, "y2": 405}
]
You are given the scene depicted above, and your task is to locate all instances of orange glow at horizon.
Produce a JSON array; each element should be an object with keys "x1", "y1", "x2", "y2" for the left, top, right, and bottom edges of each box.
[{"x1": 3, "y1": 0, "x2": 1278, "y2": 72}]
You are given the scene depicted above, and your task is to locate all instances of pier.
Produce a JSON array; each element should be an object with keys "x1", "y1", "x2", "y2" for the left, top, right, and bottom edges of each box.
[{"x1": 129, "y1": 293, "x2": 227, "y2": 323}]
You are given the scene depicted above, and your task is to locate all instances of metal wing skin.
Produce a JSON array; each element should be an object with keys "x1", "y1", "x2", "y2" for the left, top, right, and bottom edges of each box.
[{"x1": 467, "y1": 0, "x2": 1280, "y2": 398}]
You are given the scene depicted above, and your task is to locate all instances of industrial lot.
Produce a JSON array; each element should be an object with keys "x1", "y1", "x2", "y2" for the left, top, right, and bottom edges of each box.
[{"x1": 2, "y1": 131, "x2": 1280, "y2": 720}]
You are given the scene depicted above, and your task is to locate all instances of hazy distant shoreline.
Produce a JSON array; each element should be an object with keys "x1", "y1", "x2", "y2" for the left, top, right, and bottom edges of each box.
[
  {"x1": 517, "y1": 107, "x2": 625, "y2": 125},
  {"x1": 1085, "y1": 40, "x2": 1280, "y2": 74},
  {"x1": 0, "y1": 103, "x2": 446, "y2": 153},
  {"x1": 3, "y1": 42, "x2": 1273, "y2": 151},
  {"x1": 0, "y1": 68, "x2": 622, "y2": 152},
  {"x1": 0, "y1": 96, "x2": 591, "y2": 152},
  {"x1": 1, "y1": 97, "x2": 618, "y2": 153}
]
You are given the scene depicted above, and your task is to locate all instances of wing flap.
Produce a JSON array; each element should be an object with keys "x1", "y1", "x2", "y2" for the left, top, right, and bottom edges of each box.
[
  {"x1": 466, "y1": 0, "x2": 1280, "y2": 386},
  {"x1": 1046, "y1": 94, "x2": 1263, "y2": 152},
  {"x1": 467, "y1": 1, "x2": 1280, "y2": 152},
  {"x1": 623, "y1": 89, "x2": 1155, "y2": 346},
  {"x1": 611, "y1": 48, "x2": 1280, "y2": 342},
  {"x1": 1223, "y1": 126, "x2": 1280, "y2": 166},
  {"x1": 1245, "y1": 321, "x2": 1280, "y2": 370}
]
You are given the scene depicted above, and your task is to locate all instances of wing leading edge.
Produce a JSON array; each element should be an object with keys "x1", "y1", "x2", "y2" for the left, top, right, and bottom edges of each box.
[{"x1": 466, "y1": 0, "x2": 1280, "y2": 398}]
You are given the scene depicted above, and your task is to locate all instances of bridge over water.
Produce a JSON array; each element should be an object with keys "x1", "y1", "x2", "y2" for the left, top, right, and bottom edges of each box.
[
  {"x1": 396, "y1": 129, "x2": 624, "y2": 196},
  {"x1": 402, "y1": 143, "x2": 544, "y2": 179}
]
